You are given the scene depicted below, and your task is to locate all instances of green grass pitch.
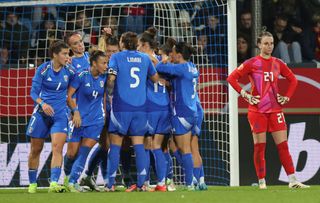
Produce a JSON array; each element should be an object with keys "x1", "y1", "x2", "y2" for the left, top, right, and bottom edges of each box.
[{"x1": 1, "y1": 186, "x2": 320, "y2": 203}]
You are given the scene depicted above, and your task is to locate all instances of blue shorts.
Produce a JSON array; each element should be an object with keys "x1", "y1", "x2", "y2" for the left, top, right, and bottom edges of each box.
[
  {"x1": 171, "y1": 115, "x2": 197, "y2": 135},
  {"x1": 192, "y1": 105, "x2": 204, "y2": 136},
  {"x1": 26, "y1": 110, "x2": 68, "y2": 138},
  {"x1": 108, "y1": 111, "x2": 148, "y2": 136},
  {"x1": 147, "y1": 110, "x2": 171, "y2": 135},
  {"x1": 71, "y1": 124, "x2": 104, "y2": 141}
]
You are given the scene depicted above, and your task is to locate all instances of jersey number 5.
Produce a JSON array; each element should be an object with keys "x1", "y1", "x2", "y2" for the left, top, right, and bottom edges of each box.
[{"x1": 130, "y1": 67, "x2": 140, "y2": 88}]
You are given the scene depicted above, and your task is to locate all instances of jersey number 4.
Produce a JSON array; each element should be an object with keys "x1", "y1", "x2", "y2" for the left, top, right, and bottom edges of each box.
[{"x1": 130, "y1": 67, "x2": 140, "y2": 88}]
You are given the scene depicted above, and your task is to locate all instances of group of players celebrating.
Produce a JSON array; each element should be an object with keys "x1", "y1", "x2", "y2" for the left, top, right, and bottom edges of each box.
[
  {"x1": 26, "y1": 27, "x2": 207, "y2": 193},
  {"x1": 26, "y1": 25, "x2": 310, "y2": 194}
]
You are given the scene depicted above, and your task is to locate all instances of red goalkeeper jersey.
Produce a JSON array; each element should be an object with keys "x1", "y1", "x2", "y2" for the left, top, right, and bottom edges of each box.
[{"x1": 227, "y1": 55, "x2": 298, "y2": 113}]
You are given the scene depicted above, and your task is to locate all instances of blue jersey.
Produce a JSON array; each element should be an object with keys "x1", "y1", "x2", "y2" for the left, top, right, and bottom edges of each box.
[
  {"x1": 71, "y1": 51, "x2": 90, "y2": 73},
  {"x1": 70, "y1": 71, "x2": 106, "y2": 126},
  {"x1": 156, "y1": 61, "x2": 199, "y2": 117},
  {"x1": 30, "y1": 61, "x2": 75, "y2": 115},
  {"x1": 108, "y1": 50, "x2": 157, "y2": 112}
]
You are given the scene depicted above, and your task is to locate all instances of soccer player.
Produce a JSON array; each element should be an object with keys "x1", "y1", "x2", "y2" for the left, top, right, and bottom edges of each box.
[
  {"x1": 136, "y1": 27, "x2": 170, "y2": 192},
  {"x1": 156, "y1": 41, "x2": 199, "y2": 190},
  {"x1": 105, "y1": 31, "x2": 159, "y2": 192},
  {"x1": 191, "y1": 95, "x2": 208, "y2": 190},
  {"x1": 63, "y1": 31, "x2": 91, "y2": 185},
  {"x1": 26, "y1": 40, "x2": 75, "y2": 193},
  {"x1": 66, "y1": 50, "x2": 108, "y2": 192},
  {"x1": 227, "y1": 31, "x2": 309, "y2": 189},
  {"x1": 80, "y1": 34, "x2": 120, "y2": 190}
]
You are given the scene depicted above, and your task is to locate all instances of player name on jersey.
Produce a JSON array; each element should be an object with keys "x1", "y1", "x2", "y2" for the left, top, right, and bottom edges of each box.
[{"x1": 127, "y1": 57, "x2": 142, "y2": 63}]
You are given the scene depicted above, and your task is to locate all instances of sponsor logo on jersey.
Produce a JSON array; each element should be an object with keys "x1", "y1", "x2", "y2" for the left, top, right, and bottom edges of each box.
[
  {"x1": 85, "y1": 83, "x2": 91, "y2": 87},
  {"x1": 47, "y1": 77, "x2": 52, "y2": 81}
]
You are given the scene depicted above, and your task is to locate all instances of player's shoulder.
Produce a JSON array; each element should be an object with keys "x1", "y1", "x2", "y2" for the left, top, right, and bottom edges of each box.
[
  {"x1": 77, "y1": 70, "x2": 90, "y2": 78},
  {"x1": 272, "y1": 57, "x2": 287, "y2": 66},
  {"x1": 64, "y1": 64, "x2": 76, "y2": 75},
  {"x1": 37, "y1": 61, "x2": 51, "y2": 76}
]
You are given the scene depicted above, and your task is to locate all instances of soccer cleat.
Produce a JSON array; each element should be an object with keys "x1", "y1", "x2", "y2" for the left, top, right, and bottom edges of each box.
[
  {"x1": 182, "y1": 185, "x2": 195, "y2": 191},
  {"x1": 166, "y1": 179, "x2": 176, "y2": 192},
  {"x1": 125, "y1": 184, "x2": 137, "y2": 192},
  {"x1": 63, "y1": 176, "x2": 69, "y2": 187},
  {"x1": 104, "y1": 185, "x2": 115, "y2": 192},
  {"x1": 28, "y1": 183, "x2": 37, "y2": 194},
  {"x1": 154, "y1": 184, "x2": 167, "y2": 192},
  {"x1": 67, "y1": 183, "x2": 86, "y2": 193},
  {"x1": 48, "y1": 182, "x2": 66, "y2": 193},
  {"x1": 80, "y1": 176, "x2": 100, "y2": 192},
  {"x1": 198, "y1": 183, "x2": 208, "y2": 191},
  {"x1": 258, "y1": 179, "x2": 267, "y2": 190},
  {"x1": 289, "y1": 182, "x2": 310, "y2": 189}
]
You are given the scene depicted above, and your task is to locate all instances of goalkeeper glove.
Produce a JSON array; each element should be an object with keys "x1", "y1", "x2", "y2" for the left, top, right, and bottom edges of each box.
[
  {"x1": 277, "y1": 93, "x2": 290, "y2": 105},
  {"x1": 240, "y1": 89, "x2": 260, "y2": 105}
]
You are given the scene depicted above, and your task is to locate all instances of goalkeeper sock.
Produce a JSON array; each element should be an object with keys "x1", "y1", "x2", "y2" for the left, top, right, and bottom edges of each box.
[
  {"x1": 28, "y1": 169, "x2": 37, "y2": 184},
  {"x1": 64, "y1": 155, "x2": 76, "y2": 176},
  {"x1": 145, "y1": 149, "x2": 151, "y2": 183},
  {"x1": 182, "y1": 153, "x2": 193, "y2": 186},
  {"x1": 69, "y1": 146, "x2": 91, "y2": 184},
  {"x1": 277, "y1": 141, "x2": 295, "y2": 175},
  {"x1": 50, "y1": 167, "x2": 62, "y2": 183},
  {"x1": 254, "y1": 143, "x2": 266, "y2": 179},
  {"x1": 134, "y1": 144, "x2": 147, "y2": 188},
  {"x1": 199, "y1": 165, "x2": 205, "y2": 184},
  {"x1": 86, "y1": 146, "x2": 103, "y2": 176},
  {"x1": 107, "y1": 144, "x2": 121, "y2": 188},
  {"x1": 193, "y1": 167, "x2": 201, "y2": 183},
  {"x1": 164, "y1": 151, "x2": 173, "y2": 179},
  {"x1": 153, "y1": 148, "x2": 166, "y2": 185},
  {"x1": 173, "y1": 150, "x2": 183, "y2": 166}
]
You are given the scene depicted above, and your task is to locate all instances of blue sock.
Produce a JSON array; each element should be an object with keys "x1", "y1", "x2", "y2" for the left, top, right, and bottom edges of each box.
[
  {"x1": 153, "y1": 148, "x2": 166, "y2": 184},
  {"x1": 134, "y1": 144, "x2": 147, "y2": 188},
  {"x1": 182, "y1": 153, "x2": 193, "y2": 186},
  {"x1": 164, "y1": 152, "x2": 173, "y2": 179},
  {"x1": 86, "y1": 146, "x2": 103, "y2": 176},
  {"x1": 64, "y1": 155, "x2": 76, "y2": 176},
  {"x1": 99, "y1": 148, "x2": 108, "y2": 181},
  {"x1": 173, "y1": 150, "x2": 182, "y2": 166},
  {"x1": 28, "y1": 169, "x2": 37, "y2": 184},
  {"x1": 145, "y1": 149, "x2": 150, "y2": 183},
  {"x1": 69, "y1": 146, "x2": 91, "y2": 184},
  {"x1": 106, "y1": 144, "x2": 121, "y2": 188},
  {"x1": 51, "y1": 167, "x2": 61, "y2": 183},
  {"x1": 193, "y1": 167, "x2": 201, "y2": 183}
]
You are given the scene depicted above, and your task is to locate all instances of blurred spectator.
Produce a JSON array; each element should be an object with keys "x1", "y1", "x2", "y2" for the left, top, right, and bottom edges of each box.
[
  {"x1": 0, "y1": 46, "x2": 10, "y2": 66},
  {"x1": 177, "y1": 9, "x2": 197, "y2": 45},
  {"x1": 120, "y1": 6, "x2": 145, "y2": 34},
  {"x1": 237, "y1": 10, "x2": 252, "y2": 43},
  {"x1": 237, "y1": 34, "x2": 251, "y2": 63},
  {"x1": 205, "y1": 15, "x2": 227, "y2": 65},
  {"x1": 193, "y1": 33, "x2": 209, "y2": 65},
  {"x1": 268, "y1": 14, "x2": 302, "y2": 63},
  {"x1": 0, "y1": 11, "x2": 30, "y2": 64},
  {"x1": 32, "y1": 6, "x2": 57, "y2": 29},
  {"x1": 68, "y1": 11, "x2": 97, "y2": 48},
  {"x1": 300, "y1": 14, "x2": 320, "y2": 62},
  {"x1": 101, "y1": 16, "x2": 119, "y2": 37},
  {"x1": 31, "y1": 14, "x2": 62, "y2": 61}
]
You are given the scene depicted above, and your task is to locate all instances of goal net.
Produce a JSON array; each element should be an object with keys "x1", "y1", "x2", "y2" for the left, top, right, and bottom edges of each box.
[{"x1": 0, "y1": 0, "x2": 234, "y2": 187}]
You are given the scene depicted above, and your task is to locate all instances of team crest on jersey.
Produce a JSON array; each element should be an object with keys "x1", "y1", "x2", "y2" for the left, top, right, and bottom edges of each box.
[
  {"x1": 64, "y1": 75, "x2": 68, "y2": 82},
  {"x1": 100, "y1": 81, "x2": 104, "y2": 88}
]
